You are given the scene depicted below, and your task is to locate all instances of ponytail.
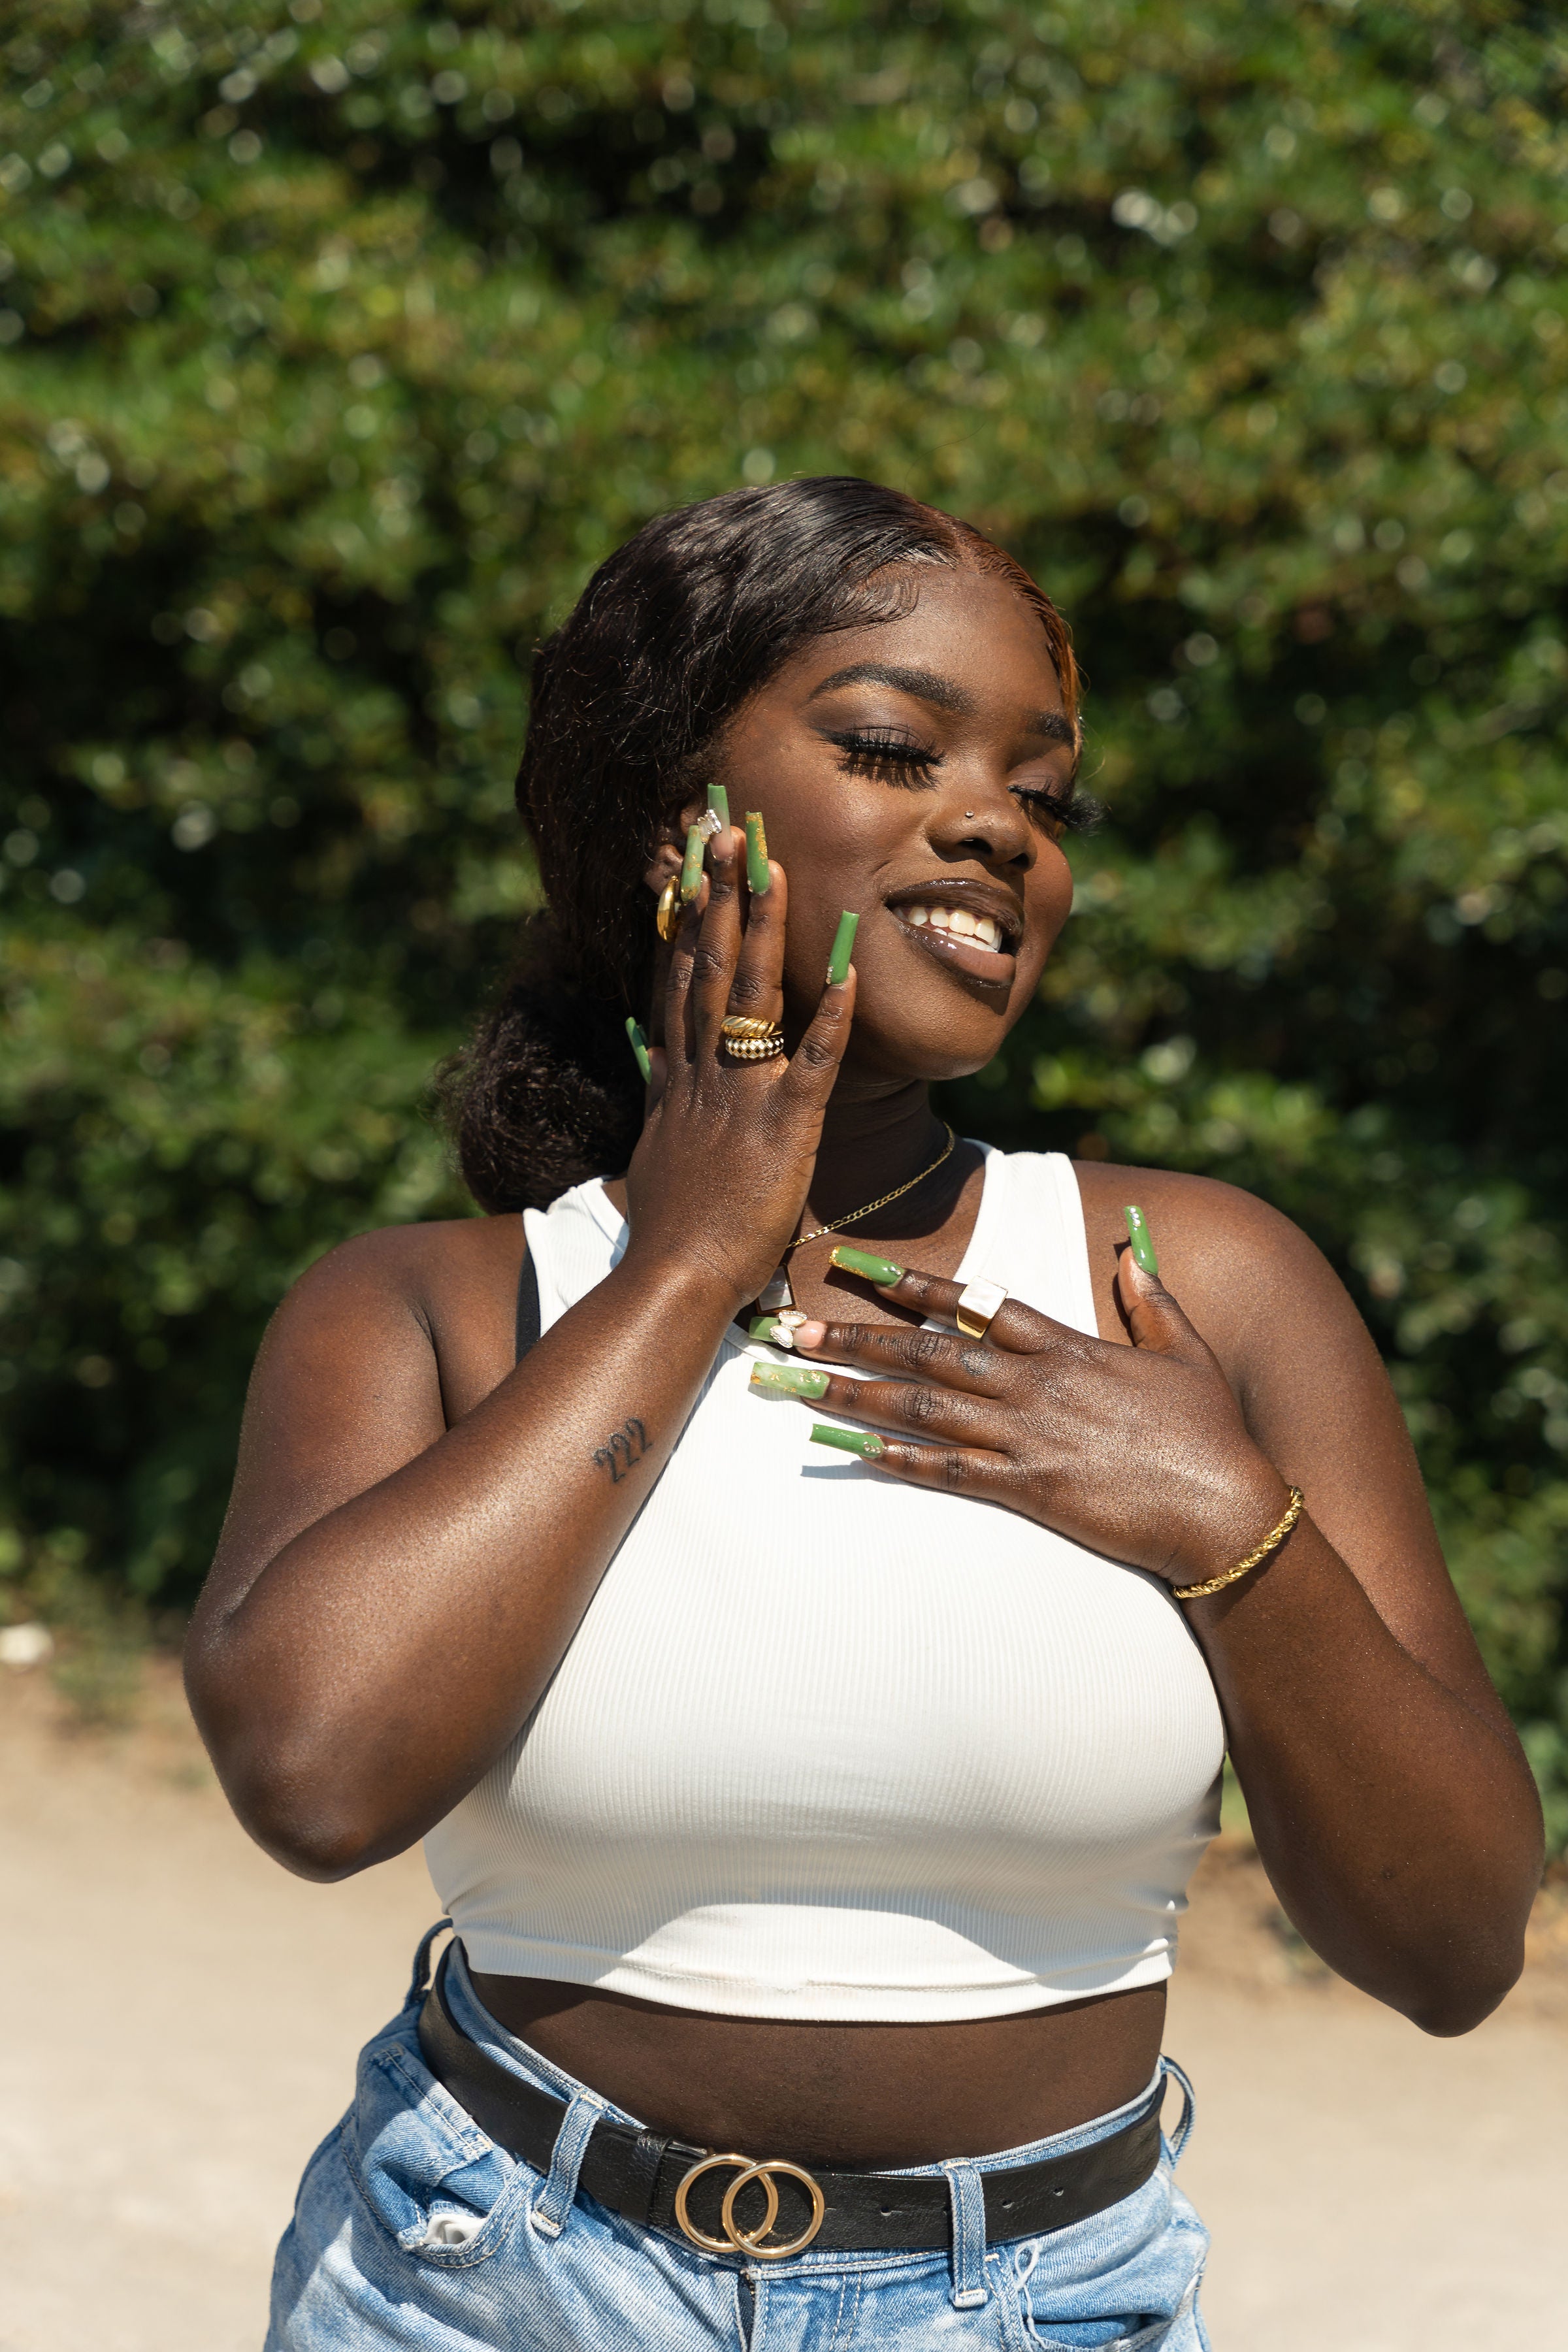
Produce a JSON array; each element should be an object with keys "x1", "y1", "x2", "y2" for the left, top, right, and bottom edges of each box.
[{"x1": 440, "y1": 916, "x2": 647, "y2": 1214}]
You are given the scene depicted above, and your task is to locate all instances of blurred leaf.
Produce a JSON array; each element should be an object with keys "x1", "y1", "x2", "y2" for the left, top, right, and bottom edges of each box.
[{"x1": 1, "y1": 0, "x2": 1565, "y2": 1836}]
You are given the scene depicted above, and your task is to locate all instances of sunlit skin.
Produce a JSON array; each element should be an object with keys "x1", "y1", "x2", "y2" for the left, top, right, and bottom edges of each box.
[
  {"x1": 188, "y1": 563, "x2": 1542, "y2": 2172},
  {"x1": 696, "y1": 566, "x2": 1077, "y2": 1091}
]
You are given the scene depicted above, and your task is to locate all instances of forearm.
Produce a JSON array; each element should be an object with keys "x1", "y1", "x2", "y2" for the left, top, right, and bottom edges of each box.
[
  {"x1": 189, "y1": 1249, "x2": 740, "y2": 1874},
  {"x1": 1193, "y1": 1520, "x2": 1544, "y2": 2032}
]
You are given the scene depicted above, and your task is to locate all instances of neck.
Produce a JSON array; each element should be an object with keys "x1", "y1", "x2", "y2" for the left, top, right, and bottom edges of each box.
[{"x1": 800, "y1": 1083, "x2": 949, "y2": 1230}]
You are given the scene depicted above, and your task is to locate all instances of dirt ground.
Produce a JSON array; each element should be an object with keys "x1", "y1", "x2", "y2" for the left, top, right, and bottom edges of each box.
[{"x1": 3, "y1": 1660, "x2": 1565, "y2": 2352}]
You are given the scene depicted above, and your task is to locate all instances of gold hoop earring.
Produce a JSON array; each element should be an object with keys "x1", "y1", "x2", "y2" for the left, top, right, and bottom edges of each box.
[{"x1": 655, "y1": 878, "x2": 683, "y2": 943}]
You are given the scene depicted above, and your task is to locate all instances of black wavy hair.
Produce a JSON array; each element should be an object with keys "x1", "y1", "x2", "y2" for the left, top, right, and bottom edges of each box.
[{"x1": 443, "y1": 476, "x2": 1081, "y2": 1213}]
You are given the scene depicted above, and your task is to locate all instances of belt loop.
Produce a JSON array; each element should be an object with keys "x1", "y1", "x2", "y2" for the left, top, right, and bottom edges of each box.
[
  {"x1": 406, "y1": 1919, "x2": 452, "y2": 2008},
  {"x1": 1160, "y1": 2055, "x2": 1197, "y2": 2168},
  {"x1": 943, "y1": 2161, "x2": 989, "y2": 2310},
  {"x1": 529, "y1": 2087, "x2": 604, "y2": 2239}
]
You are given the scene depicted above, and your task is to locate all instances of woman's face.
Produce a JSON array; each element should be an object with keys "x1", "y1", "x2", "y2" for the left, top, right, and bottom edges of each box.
[{"x1": 702, "y1": 564, "x2": 1079, "y2": 1086}]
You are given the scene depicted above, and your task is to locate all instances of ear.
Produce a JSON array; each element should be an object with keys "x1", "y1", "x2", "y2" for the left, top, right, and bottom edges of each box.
[
  {"x1": 642, "y1": 789, "x2": 713, "y2": 895},
  {"x1": 644, "y1": 837, "x2": 683, "y2": 896}
]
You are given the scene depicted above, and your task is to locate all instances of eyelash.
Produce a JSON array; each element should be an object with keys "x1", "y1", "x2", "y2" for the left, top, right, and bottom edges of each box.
[
  {"x1": 831, "y1": 730, "x2": 940, "y2": 785},
  {"x1": 830, "y1": 731, "x2": 1090, "y2": 831},
  {"x1": 1015, "y1": 785, "x2": 1097, "y2": 834}
]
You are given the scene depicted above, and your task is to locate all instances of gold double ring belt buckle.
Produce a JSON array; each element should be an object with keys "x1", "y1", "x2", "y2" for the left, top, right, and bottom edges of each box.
[{"x1": 674, "y1": 2151, "x2": 826, "y2": 2260}]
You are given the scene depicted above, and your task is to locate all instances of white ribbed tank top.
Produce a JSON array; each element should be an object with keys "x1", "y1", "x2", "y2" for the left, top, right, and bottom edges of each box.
[{"x1": 425, "y1": 1147, "x2": 1225, "y2": 2022}]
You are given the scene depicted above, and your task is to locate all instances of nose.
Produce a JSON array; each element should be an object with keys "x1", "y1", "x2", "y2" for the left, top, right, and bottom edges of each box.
[{"x1": 929, "y1": 776, "x2": 1034, "y2": 868}]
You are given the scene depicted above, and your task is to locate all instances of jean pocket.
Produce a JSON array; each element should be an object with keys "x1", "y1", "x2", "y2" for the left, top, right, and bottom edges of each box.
[
  {"x1": 1013, "y1": 2228, "x2": 1204, "y2": 2351},
  {"x1": 1022, "y1": 2319, "x2": 1178, "y2": 2351},
  {"x1": 340, "y1": 2029, "x2": 532, "y2": 2268}
]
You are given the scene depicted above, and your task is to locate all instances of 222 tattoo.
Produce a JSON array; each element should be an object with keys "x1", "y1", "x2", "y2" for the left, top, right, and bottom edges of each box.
[{"x1": 592, "y1": 1417, "x2": 649, "y2": 1483}]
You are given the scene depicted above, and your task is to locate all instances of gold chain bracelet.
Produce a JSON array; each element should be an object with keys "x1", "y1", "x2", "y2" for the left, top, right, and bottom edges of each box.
[{"x1": 1171, "y1": 1486, "x2": 1306, "y2": 1603}]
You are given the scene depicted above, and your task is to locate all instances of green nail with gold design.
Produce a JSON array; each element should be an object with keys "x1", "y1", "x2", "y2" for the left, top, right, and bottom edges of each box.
[
  {"x1": 680, "y1": 823, "x2": 706, "y2": 904},
  {"x1": 749, "y1": 1362, "x2": 829, "y2": 1399},
  {"x1": 745, "y1": 811, "x2": 771, "y2": 895},
  {"x1": 625, "y1": 1017, "x2": 651, "y2": 1081},
  {"x1": 826, "y1": 910, "x2": 858, "y2": 987},
  {"x1": 828, "y1": 1244, "x2": 904, "y2": 1286},
  {"x1": 707, "y1": 783, "x2": 730, "y2": 832},
  {"x1": 809, "y1": 1424, "x2": 886, "y2": 1459},
  {"x1": 1123, "y1": 1203, "x2": 1159, "y2": 1277}
]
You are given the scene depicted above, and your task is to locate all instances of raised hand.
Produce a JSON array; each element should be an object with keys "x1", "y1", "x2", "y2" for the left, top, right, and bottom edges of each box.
[
  {"x1": 623, "y1": 821, "x2": 858, "y2": 1311},
  {"x1": 774, "y1": 1243, "x2": 1292, "y2": 1588}
]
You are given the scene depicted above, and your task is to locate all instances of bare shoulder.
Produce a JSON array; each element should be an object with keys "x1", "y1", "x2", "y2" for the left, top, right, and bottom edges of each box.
[
  {"x1": 1070, "y1": 1157, "x2": 1499, "y2": 1697},
  {"x1": 270, "y1": 1210, "x2": 525, "y2": 1417},
  {"x1": 1071, "y1": 1159, "x2": 1341, "y2": 1370},
  {"x1": 282, "y1": 1211, "x2": 523, "y2": 1316},
  {"x1": 197, "y1": 1213, "x2": 525, "y2": 1627}
]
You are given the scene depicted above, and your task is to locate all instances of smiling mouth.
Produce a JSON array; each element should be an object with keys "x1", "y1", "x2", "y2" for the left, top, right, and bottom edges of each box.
[{"x1": 888, "y1": 893, "x2": 1019, "y2": 987}]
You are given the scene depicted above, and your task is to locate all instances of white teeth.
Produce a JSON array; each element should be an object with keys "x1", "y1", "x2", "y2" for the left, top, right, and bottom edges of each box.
[{"x1": 901, "y1": 902, "x2": 1007, "y2": 951}]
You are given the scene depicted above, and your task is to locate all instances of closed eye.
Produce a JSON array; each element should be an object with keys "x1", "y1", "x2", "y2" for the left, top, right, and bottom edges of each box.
[
  {"x1": 1013, "y1": 783, "x2": 1100, "y2": 836},
  {"x1": 827, "y1": 729, "x2": 942, "y2": 787}
]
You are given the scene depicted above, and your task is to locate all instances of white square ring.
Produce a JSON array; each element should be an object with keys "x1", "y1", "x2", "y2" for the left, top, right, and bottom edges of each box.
[{"x1": 955, "y1": 1277, "x2": 1009, "y2": 1341}]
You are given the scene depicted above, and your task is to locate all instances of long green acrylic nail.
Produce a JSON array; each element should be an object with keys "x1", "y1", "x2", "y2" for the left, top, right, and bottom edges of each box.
[
  {"x1": 749, "y1": 1362, "x2": 829, "y2": 1400},
  {"x1": 707, "y1": 783, "x2": 730, "y2": 832},
  {"x1": 809, "y1": 1423, "x2": 886, "y2": 1459},
  {"x1": 625, "y1": 1017, "x2": 651, "y2": 1081},
  {"x1": 1124, "y1": 1203, "x2": 1159, "y2": 1277},
  {"x1": 679, "y1": 823, "x2": 706, "y2": 904},
  {"x1": 826, "y1": 909, "x2": 859, "y2": 986},
  {"x1": 829, "y1": 1243, "x2": 905, "y2": 1286},
  {"x1": 744, "y1": 811, "x2": 772, "y2": 895}
]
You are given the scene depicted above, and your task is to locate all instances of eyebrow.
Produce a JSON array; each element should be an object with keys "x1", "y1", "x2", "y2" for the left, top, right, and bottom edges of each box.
[{"x1": 806, "y1": 661, "x2": 1075, "y2": 747}]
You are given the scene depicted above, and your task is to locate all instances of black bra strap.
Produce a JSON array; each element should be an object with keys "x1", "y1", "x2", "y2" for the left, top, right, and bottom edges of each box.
[{"x1": 515, "y1": 1238, "x2": 541, "y2": 1363}]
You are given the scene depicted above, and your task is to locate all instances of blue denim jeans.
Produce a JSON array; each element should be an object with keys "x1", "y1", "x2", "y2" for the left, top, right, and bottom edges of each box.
[{"x1": 269, "y1": 1926, "x2": 1211, "y2": 2350}]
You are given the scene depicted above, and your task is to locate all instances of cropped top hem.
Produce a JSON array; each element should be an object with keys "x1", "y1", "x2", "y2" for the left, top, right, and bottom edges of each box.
[{"x1": 457, "y1": 1932, "x2": 1179, "y2": 2023}]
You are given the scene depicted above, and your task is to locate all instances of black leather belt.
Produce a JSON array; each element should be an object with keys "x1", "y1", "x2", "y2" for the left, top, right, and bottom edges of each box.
[{"x1": 417, "y1": 1952, "x2": 1163, "y2": 2261}]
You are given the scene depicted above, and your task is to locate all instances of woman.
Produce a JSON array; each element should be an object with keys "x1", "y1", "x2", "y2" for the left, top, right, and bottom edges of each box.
[{"x1": 188, "y1": 478, "x2": 1543, "y2": 2350}]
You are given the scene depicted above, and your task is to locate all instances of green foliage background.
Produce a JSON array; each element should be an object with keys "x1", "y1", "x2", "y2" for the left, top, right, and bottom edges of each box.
[{"x1": 3, "y1": 0, "x2": 1566, "y2": 1833}]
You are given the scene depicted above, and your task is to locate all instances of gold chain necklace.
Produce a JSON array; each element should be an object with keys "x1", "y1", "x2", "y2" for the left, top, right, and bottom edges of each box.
[
  {"x1": 785, "y1": 1124, "x2": 957, "y2": 1254},
  {"x1": 756, "y1": 1126, "x2": 957, "y2": 1312}
]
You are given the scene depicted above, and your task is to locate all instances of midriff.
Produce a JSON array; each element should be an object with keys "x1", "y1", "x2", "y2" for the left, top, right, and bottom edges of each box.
[{"x1": 468, "y1": 1968, "x2": 1166, "y2": 2168}]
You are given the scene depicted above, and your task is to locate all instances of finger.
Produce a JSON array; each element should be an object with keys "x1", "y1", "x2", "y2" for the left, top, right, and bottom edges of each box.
[
  {"x1": 825, "y1": 1256, "x2": 1065, "y2": 1358},
  {"x1": 800, "y1": 1371, "x2": 1005, "y2": 1446},
  {"x1": 662, "y1": 875, "x2": 700, "y2": 1077},
  {"x1": 727, "y1": 848, "x2": 786, "y2": 1029},
  {"x1": 644, "y1": 1043, "x2": 668, "y2": 1112},
  {"x1": 690, "y1": 823, "x2": 744, "y2": 1054},
  {"x1": 779, "y1": 965, "x2": 856, "y2": 1101},
  {"x1": 794, "y1": 1319, "x2": 1010, "y2": 1399},
  {"x1": 813, "y1": 1429, "x2": 1017, "y2": 1503},
  {"x1": 661, "y1": 868, "x2": 710, "y2": 1073},
  {"x1": 1114, "y1": 1207, "x2": 1220, "y2": 1367}
]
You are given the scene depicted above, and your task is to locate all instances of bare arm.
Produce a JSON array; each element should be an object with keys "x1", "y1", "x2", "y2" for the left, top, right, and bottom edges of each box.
[
  {"x1": 1141, "y1": 1182, "x2": 1540, "y2": 2033},
  {"x1": 186, "y1": 826, "x2": 851, "y2": 1878},
  {"x1": 187, "y1": 1241, "x2": 743, "y2": 1878},
  {"x1": 788, "y1": 1175, "x2": 1544, "y2": 2035}
]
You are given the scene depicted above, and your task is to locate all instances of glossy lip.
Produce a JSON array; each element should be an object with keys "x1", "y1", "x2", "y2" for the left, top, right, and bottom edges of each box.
[{"x1": 884, "y1": 880, "x2": 1021, "y2": 990}]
